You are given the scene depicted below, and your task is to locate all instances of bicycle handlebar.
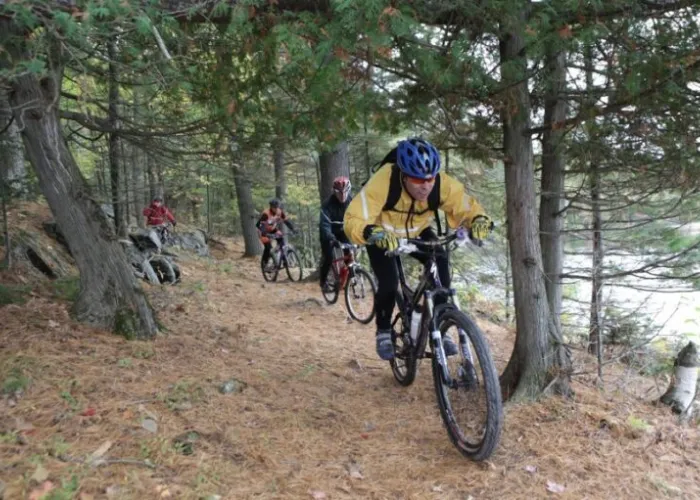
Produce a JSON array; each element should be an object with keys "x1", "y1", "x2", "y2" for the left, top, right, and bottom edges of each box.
[{"x1": 386, "y1": 229, "x2": 468, "y2": 256}]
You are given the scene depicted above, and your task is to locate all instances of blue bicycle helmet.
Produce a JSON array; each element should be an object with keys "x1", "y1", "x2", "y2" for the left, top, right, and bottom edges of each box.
[{"x1": 396, "y1": 138, "x2": 441, "y2": 179}]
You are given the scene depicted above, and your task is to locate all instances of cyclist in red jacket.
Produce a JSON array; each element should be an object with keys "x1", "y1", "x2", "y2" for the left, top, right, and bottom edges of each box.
[{"x1": 143, "y1": 197, "x2": 176, "y2": 227}]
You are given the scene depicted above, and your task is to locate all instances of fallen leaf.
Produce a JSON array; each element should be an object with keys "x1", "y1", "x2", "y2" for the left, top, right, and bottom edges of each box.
[
  {"x1": 29, "y1": 481, "x2": 54, "y2": 500},
  {"x1": 89, "y1": 440, "x2": 113, "y2": 462},
  {"x1": 81, "y1": 407, "x2": 97, "y2": 417},
  {"x1": 308, "y1": 491, "x2": 327, "y2": 500},
  {"x1": 523, "y1": 464, "x2": 538, "y2": 474},
  {"x1": 432, "y1": 485, "x2": 443, "y2": 492},
  {"x1": 31, "y1": 463, "x2": 49, "y2": 483},
  {"x1": 48, "y1": 320, "x2": 59, "y2": 328},
  {"x1": 546, "y1": 480, "x2": 566, "y2": 493}
]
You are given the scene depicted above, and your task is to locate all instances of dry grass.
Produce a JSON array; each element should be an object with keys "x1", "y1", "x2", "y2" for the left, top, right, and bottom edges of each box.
[{"x1": 1, "y1": 236, "x2": 699, "y2": 500}]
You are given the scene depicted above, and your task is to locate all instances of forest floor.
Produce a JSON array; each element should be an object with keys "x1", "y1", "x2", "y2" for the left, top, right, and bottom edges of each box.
[{"x1": 1, "y1": 205, "x2": 699, "y2": 500}]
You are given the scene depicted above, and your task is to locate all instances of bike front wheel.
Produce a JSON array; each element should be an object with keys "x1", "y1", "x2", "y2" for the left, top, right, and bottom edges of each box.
[
  {"x1": 284, "y1": 248, "x2": 303, "y2": 282},
  {"x1": 261, "y1": 257, "x2": 278, "y2": 282},
  {"x1": 431, "y1": 309, "x2": 503, "y2": 461},
  {"x1": 345, "y1": 267, "x2": 376, "y2": 324}
]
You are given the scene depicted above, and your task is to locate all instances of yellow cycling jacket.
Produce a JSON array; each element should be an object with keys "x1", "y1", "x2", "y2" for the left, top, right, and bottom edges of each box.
[{"x1": 343, "y1": 163, "x2": 487, "y2": 244}]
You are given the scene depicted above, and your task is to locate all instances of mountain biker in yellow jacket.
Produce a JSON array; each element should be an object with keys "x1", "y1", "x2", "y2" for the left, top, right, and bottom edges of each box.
[{"x1": 343, "y1": 137, "x2": 493, "y2": 360}]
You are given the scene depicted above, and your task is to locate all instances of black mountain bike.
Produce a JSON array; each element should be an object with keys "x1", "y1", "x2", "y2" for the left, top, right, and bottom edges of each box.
[
  {"x1": 387, "y1": 230, "x2": 503, "y2": 461},
  {"x1": 261, "y1": 234, "x2": 303, "y2": 282}
]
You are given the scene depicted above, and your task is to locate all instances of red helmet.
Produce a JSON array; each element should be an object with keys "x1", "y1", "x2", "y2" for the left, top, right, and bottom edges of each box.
[{"x1": 332, "y1": 176, "x2": 351, "y2": 195}]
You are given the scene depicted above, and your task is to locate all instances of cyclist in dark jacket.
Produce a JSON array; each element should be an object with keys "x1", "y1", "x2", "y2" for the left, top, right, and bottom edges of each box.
[{"x1": 319, "y1": 176, "x2": 352, "y2": 291}]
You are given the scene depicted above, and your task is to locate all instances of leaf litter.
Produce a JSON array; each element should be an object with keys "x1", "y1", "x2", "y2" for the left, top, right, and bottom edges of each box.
[{"x1": 0, "y1": 229, "x2": 699, "y2": 499}]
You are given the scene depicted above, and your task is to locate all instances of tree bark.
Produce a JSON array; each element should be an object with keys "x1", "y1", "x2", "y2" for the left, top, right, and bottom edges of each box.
[
  {"x1": 0, "y1": 91, "x2": 26, "y2": 196},
  {"x1": 589, "y1": 162, "x2": 604, "y2": 364},
  {"x1": 585, "y1": 44, "x2": 604, "y2": 367},
  {"x1": 108, "y1": 40, "x2": 127, "y2": 238},
  {"x1": 540, "y1": 46, "x2": 567, "y2": 339},
  {"x1": 1, "y1": 173, "x2": 9, "y2": 269},
  {"x1": 130, "y1": 92, "x2": 145, "y2": 228},
  {"x1": 132, "y1": 147, "x2": 145, "y2": 228},
  {"x1": 319, "y1": 140, "x2": 349, "y2": 202},
  {"x1": 230, "y1": 139, "x2": 262, "y2": 256},
  {"x1": 497, "y1": 7, "x2": 571, "y2": 400},
  {"x1": 2, "y1": 29, "x2": 157, "y2": 338},
  {"x1": 147, "y1": 155, "x2": 158, "y2": 201},
  {"x1": 273, "y1": 138, "x2": 286, "y2": 202}
]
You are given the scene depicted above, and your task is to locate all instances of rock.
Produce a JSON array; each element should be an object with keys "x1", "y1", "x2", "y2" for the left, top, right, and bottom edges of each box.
[
  {"x1": 348, "y1": 359, "x2": 363, "y2": 372},
  {"x1": 219, "y1": 378, "x2": 247, "y2": 394},
  {"x1": 170, "y1": 229, "x2": 209, "y2": 256},
  {"x1": 12, "y1": 229, "x2": 72, "y2": 278},
  {"x1": 30, "y1": 464, "x2": 49, "y2": 484},
  {"x1": 141, "y1": 418, "x2": 158, "y2": 434}
]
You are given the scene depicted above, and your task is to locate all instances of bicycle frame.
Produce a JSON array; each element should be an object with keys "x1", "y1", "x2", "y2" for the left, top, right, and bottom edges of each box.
[
  {"x1": 392, "y1": 233, "x2": 468, "y2": 388},
  {"x1": 331, "y1": 243, "x2": 360, "y2": 289},
  {"x1": 269, "y1": 235, "x2": 290, "y2": 269}
]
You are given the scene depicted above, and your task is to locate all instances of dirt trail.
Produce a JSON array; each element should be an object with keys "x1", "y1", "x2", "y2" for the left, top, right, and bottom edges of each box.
[{"x1": 1, "y1": 239, "x2": 699, "y2": 500}]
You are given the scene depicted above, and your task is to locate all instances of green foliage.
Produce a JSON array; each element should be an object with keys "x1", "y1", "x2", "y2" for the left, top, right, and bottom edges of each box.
[
  {"x1": 2, "y1": 367, "x2": 30, "y2": 395},
  {"x1": 0, "y1": 283, "x2": 30, "y2": 306},
  {"x1": 51, "y1": 276, "x2": 80, "y2": 302},
  {"x1": 44, "y1": 475, "x2": 80, "y2": 500}
]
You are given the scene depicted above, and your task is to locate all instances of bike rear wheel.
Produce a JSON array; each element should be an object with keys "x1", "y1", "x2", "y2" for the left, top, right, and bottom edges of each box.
[
  {"x1": 431, "y1": 309, "x2": 503, "y2": 461},
  {"x1": 284, "y1": 248, "x2": 303, "y2": 282},
  {"x1": 389, "y1": 313, "x2": 418, "y2": 386},
  {"x1": 322, "y1": 268, "x2": 340, "y2": 304},
  {"x1": 345, "y1": 267, "x2": 376, "y2": 324}
]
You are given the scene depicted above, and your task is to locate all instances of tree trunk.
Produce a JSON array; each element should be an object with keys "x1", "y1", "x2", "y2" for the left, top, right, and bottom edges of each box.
[
  {"x1": 132, "y1": 147, "x2": 145, "y2": 228},
  {"x1": 1, "y1": 175, "x2": 9, "y2": 269},
  {"x1": 319, "y1": 140, "x2": 349, "y2": 202},
  {"x1": 108, "y1": 40, "x2": 127, "y2": 238},
  {"x1": 206, "y1": 172, "x2": 213, "y2": 235},
  {"x1": 589, "y1": 162, "x2": 604, "y2": 366},
  {"x1": 230, "y1": 140, "x2": 262, "y2": 256},
  {"x1": 147, "y1": 155, "x2": 158, "y2": 201},
  {"x1": 2, "y1": 31, "x2": 157, "y2": 338},
  {"x1": 130, "y1": 93, "x2": 144, "y2": 228},
  {"x1": 363, "y1": 111, "x2": 371, "y2": 182},
  {"x1": 122, "y1": 140, "x2": 131, "y2": 228},
  {"x1": 660, "y1": 341, "x2": 699, "y2": 414},
  {"x1": 540, "y1": 46, "x2": 567, "y2": 340},
  {"x1": 273, "y1": 138, "x2": 287, "y2": 202},
  {"x1": 497, "y1": 8, "x2": 571, "y2": 400},
  {"x1": 505, "y1": 238, "x2": 511, "y2": 324},
  {"x1": 0, "y1": 91, "x2": 26, "y2": 196},
  {"x1": 585, "y1": 45, "x2": 604, "y2": 367}
]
